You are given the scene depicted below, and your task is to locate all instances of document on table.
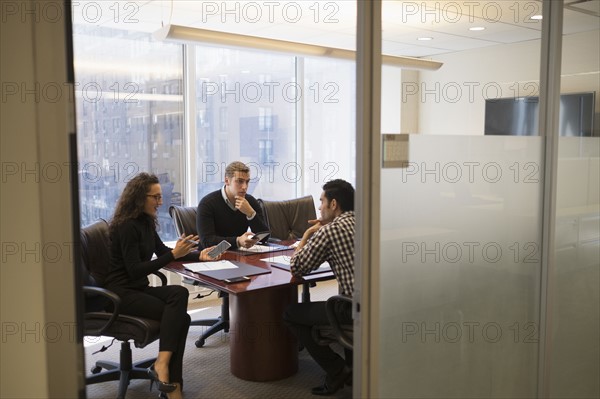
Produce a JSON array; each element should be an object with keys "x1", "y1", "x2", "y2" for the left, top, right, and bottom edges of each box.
[
  {"x1": 238, "y1": 244, "x2": 281, "y2": 254},
  {"x1": 263, "y1": 255, "x2": 332, "y2": 274},
  {"x1": 183, "y1": 260, "x2": 238, "y2": 273},
  {"x1": 262, "y1": 255, "x2": 293, "y2": 265},
  {"x1": 309, "y1": 262, "x2": 331, "y2": 273}
]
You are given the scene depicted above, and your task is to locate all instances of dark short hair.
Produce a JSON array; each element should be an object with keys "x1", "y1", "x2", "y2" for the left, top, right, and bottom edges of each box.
[
  {"x1": 322, "y1": 179, "x2": 354, "y2": 212},
  {"x1": 225, "y1": 161, "x2": 250, "y2": 178}
]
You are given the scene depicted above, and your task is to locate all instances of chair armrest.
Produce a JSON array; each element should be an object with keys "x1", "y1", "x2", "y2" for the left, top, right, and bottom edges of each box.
[
  {"x1": 83, "y1": 286, "x2": 121, "y2": 336},
  {"x1": 326, "y1": 294, "x2": 353, "y2": 350},
  {"x1": 152, "y1": 271, "x2": 168, "y2": 286}
]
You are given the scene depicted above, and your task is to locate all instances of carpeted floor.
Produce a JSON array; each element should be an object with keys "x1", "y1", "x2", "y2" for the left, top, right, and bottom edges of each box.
[{"x1": 84, "y1": 279, "x2": 352, "y2": 399}]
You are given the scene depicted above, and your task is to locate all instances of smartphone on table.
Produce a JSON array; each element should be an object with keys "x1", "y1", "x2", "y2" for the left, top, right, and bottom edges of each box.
[{"x1": 207, "y1": 240, "x2": 231, "y2": 258}]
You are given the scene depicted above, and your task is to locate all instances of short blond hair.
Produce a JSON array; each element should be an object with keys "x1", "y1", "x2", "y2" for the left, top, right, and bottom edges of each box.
[{"x1": 225, "y1": 161, "x2": 249, "y2": 178}]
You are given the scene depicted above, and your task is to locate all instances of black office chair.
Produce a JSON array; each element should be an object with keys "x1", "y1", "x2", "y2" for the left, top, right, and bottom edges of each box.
[
  {"x1": 311, "y1": 295, "x2": 353, "y2": 384},
  {"x1": 168, "y1": 205, "x2": 229, "y2": 348},
  {"x1": 257, "y1": 195, "x2": 316, "y2": 241},
  {"x1": 81, "y1": 219, "x2": 166, "y2": 399},
  {"x1": 257, "y1": 195, "x2": 317, "y2": 302},
  {"x1": 325, "y1": 294, "x2": 353, "y2": 351},
  {"x1": 312, "y1": 294, "x2": 353, "y2": 374}
]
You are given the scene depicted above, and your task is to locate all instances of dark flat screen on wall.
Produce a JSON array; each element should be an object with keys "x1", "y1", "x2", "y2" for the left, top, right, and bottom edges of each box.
[{"x1": 484, "y1": 92, "x2": 596, "y2": 136}]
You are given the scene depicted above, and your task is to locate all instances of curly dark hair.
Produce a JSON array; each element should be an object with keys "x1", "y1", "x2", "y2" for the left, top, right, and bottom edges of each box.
[{"x1": 109, "y1": 172, "x2": 160, "y2": 235}]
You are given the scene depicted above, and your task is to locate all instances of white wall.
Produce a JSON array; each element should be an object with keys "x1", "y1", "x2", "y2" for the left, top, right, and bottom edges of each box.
[
  {"x1": 0, "y1": 1, "x2": 82, "y2": 397},
  {"x1": 381, "y1": 65, "x2": 402, "y2": 133},
  {"x1": 412, "y1": 29, "x2": 599, "y2": 136}
]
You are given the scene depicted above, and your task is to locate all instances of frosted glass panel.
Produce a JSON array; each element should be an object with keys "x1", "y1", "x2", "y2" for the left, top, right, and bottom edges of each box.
[
  {"x1": 547, "y1": 2, "x2": 600, "y2": 394},
  {"x1": 548, "y1": 137, "x2": 600, "y2": 397},
  {"x1": 379, "y1": 135, "x2": 543, "y2": 398}
]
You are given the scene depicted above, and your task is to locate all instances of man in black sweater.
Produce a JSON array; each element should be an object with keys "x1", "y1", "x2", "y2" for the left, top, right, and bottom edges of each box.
[{"x1": 197, "y1": 161, "x2": 269, "y2": 249}]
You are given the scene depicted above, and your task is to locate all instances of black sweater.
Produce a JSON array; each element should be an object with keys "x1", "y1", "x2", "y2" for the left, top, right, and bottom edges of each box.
[
  {"x1": 105, "y1": 216, "x2": 199, "y2": 290},
  {"x1": 196, "y1": 189, "x2": 268, "y2": 249}
]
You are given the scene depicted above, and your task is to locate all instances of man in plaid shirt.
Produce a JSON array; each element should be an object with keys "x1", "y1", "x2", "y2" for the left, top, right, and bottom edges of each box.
[{"x1": 284, "y1": 179, "x2": 355, "y2": 396}]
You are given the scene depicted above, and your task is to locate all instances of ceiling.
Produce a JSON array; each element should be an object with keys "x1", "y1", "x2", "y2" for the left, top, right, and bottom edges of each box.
[{"x1": 72, "y1": 0, "x2": 600, "y2": 58}]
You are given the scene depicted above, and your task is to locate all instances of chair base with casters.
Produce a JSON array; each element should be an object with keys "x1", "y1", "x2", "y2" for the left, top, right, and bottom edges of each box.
[
  {"x1": 87, "y1": 341, "x2": 156, "y2": 398},
  {"x1": 84, "y1": 288, "x2": 164, "y2": 399},
  {"x1": 190, "y1": 291, "x2": 230, "y2": 347},
  {"x1": 169, "y1": 205, "x2": 232, "y2": 347}
]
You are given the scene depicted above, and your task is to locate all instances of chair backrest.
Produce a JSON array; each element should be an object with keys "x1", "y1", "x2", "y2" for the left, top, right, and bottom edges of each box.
[
  {"x1": 80, "y1": 218, "x2": 111, "y2": 287},
  {"x1": 168, "y1": 205, "x2": 198, "y2": 236},
  {"x1": 257, "y1": 195, "x2": 317, "y2": 240}
]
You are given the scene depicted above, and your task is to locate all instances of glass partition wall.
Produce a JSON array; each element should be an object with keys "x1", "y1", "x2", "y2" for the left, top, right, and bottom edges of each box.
[
  {"x1": 372, "y1": 0, "x2": 598, "y2": 397},
  {"x1": 546, "y1": 2, "x2": 600, "y2": 396}
]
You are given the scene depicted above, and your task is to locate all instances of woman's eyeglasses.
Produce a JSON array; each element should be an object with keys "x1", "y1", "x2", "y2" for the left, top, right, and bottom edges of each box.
[{"x1": 146, "y1": 194, "x2": 163, "y2": 201}]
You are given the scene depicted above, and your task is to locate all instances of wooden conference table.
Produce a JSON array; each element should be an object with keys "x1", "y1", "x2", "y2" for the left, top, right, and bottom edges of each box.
[{"x1": 164, "y1": 242, "x2": 335, "y2": 382}]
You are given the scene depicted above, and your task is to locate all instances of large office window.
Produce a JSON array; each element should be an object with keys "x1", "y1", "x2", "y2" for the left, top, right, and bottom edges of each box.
[
  {"x1": 73, "y1": 26, "x2": 357, "y2": 239},
  {"x1": 303, "y1": 57, "x2": 356, "y2": 198},
  {"x1": 73, "y1": 26, "x2": 184, "y2": 240},
  {"x1": 194, "y1": 47, "x2": 298, "y2": 200},
  {"x1": 194, "y1": 47, "x2": 356, "y2": 203}
]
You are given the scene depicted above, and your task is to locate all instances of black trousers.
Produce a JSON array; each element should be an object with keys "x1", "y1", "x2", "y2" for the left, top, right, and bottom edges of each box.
[
  {"x1": 110, "y1": 285, "x2": 191, "y2": 384},
  {"x1": 283, "y1": 301, "x2": 352, "y2": 380}
]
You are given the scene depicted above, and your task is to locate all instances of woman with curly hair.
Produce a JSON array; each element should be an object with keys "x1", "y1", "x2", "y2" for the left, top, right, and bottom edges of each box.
[{"x1": 104, "y1": 172, "x2": 218, "y2": 399}]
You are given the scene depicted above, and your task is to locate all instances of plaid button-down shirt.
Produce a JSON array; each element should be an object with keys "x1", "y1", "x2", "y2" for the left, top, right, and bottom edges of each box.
[{"x1": 290, "y1": 211, "x2": 355, "y2": 296}]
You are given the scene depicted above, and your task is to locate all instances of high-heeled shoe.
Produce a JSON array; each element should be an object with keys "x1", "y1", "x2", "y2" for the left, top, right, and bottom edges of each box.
[
  {"x1": 157, "y1": 381, "x2": 182, "y2": 398},
  {"x1": 148, "y1": 364, "x2": 177, "y2": 393}
]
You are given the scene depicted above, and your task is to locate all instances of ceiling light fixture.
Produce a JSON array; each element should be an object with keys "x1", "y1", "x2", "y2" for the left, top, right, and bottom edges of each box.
[
  {"x1": 531, "y1": 15, "x2": 543, "y2": 20},
  {"x1": 154, "y1": 24, "x2": 443, "y2": 71},
  {"x1": 417, "y1": 37, "x2": 433, "y2": 41},
  {"x1": 469, "y1": 27, "x2": 485, "y2": 31}
]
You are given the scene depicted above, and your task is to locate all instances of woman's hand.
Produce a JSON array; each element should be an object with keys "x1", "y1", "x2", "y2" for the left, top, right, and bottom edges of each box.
[
  {"x1": 171, "y1": 234, "x2": 199, "y2": 259},
  {"x1": 199, "y1": 246, "x2": 221, "y2": 261}
]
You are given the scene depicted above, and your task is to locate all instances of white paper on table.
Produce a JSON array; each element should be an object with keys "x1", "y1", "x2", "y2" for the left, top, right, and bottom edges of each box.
[
  {"x1": 183, "y1": 260, "x2": 238, "y2": 273},
  {"x1": 314, "y1": 262, "x2": 331, "y2": 271},
  {"x1": 236, "y1": 244, "x2": 277, "y2": 253},
  {"x1": 261, "y1": 255, "x2": 331, "y2": 272},
  {"x1": 261, "y1": 255, "x2": 293, "y2": 265}
]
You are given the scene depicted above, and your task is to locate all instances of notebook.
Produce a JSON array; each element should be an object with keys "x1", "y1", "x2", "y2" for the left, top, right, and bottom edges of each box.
[
  {"x1": 183, "y1": 260, "x2": 271, "y2": 281},
  {"x1": 265, "y1": 256, "x2": 332, "y2": 276},
  {"x1": 231, "y1": 243, "x2": 291, "y2": 255}
]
